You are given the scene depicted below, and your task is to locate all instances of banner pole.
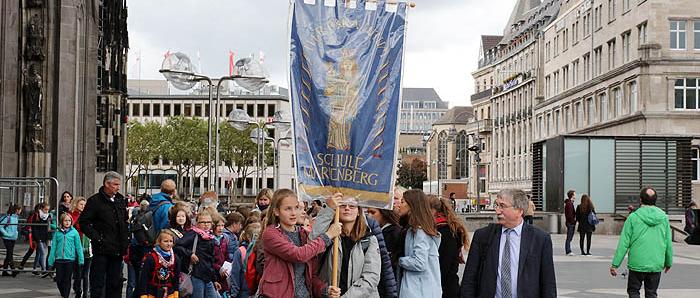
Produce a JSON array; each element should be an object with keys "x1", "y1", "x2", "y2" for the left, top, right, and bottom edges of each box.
[{"x1": 331, "y1": 205, "x2": 340, "y2": 287}]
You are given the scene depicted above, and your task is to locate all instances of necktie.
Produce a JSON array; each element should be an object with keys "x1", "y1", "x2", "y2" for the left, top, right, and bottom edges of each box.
[{"x1": 501, "y1": 229, "x2": 512, "y2": 298}]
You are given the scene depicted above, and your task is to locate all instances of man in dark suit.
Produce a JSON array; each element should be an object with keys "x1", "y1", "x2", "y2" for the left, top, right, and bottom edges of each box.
[{"x1": 460, "y1": 189, "x2": 556, "y2": 298}]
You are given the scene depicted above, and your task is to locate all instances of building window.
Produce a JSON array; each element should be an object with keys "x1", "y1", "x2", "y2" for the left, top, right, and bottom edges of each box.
[
  {"x1": 608, "y1": 39, "x2": 616, "y2": 70},
  {"x1": 132, "y1": 103, "x2": 141, "y2": 116},
  {"x1": 623, "y1": 0, "x2": 631, "y2": 12},
  {"x1": 613, "y1": 88, "x2": 622, "y2": 117},
  {"x1": 153, "y1": 103, "x2": 161, "y2": 117},
  {"x1": 547, "y1": 113, "x2": 552, "y2": 136},
  {"x1": 164, "y1": 104, "x2": 171, "y2": 116},
  {"x1": 675, "y1": 78, "x2": 698, "y2": 109},
  {"x1": 622, "y1": 32, "x2": 631, "y2": 62},
  {"x1": 576, "y1": 102, "x2": 583, "y2": 128},
  {"x1": 456, "y1": 132, "x2": 468, "y2": 179},
  {"x1": 587, "y1": 97, "x2": 595, "y2": 124},
  {"x1": 553, "y1": 71, "x2": 559, "y2": 95},
  {"x1": 554, "y1": 109, "x2": 560, "y2": 133},
  {"x1": 694, "y1": 21, "x2": 700, "y2": 50},
  {"x1": 692, "y1": 147, "x2": 699, "y2": 181},
  {"x1": 670, "y1": 20, "x2": 686, "y2": 50},
  {"x1": 174, "y1": 104, "x2": 181, "y2": 116},
  {"x1": 594, "y1": 46, "x2": 603, "y2": 75},
  {"x1": 638, "y1": 22, "x2": 647, "y2": 45},
  {"x1": 583, "y1": 53, "x2": 591, "y2": 80},
  {"x1": 564, "y1": 106, "x2": 571, "y2": 131},
  {"x1": 573, "y1": 21, "x2": 579, "y2": 44},
  {"x1": 608, "y1": 0, "x2": 616, "y2": 21},
  {"x1": 562, "y1": 29, "x2": 569, "y2": 51},
  {"x1": 143, "y1": 103, "x2": 151, "y2": 117},
  {"x1": 194, "y1": 104, "x2": 202, "y2": 116},
  {"x1": 563, "y1": 65, "x2": 569, "y2": 90},
  {"x1": 572, "y1": 60, "x2": 579, "y2": 86},
  {"x1": 600, "y1": 93, "x2": 608, "y2": 121},
  {"x1": 438, "y1": 132, "x2": 448, "y2": 179},
  {"x1": 184, "y1": 104, "x2": 192, "y2": 116},
  {"x1": 629, "y1": 81, "x2": 638, "y2": 112}
]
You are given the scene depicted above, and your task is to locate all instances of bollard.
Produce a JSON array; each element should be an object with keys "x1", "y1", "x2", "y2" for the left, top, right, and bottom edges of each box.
[{"x1": 548, "y1": 213, "x2": 559, "y2": 234}]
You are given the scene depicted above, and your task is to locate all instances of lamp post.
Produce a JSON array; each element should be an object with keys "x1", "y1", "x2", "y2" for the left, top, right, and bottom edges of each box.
[
  {"x1": 160, "y1": 56, "x2": 268, "y2": 193},
  {"x1": 448, "y1": 111, "x2": 484, "y2": 212}
]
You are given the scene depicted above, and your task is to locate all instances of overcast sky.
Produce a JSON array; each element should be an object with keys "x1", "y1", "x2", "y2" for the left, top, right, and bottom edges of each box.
[{"x1": 127, "y1": 0, "x2": 515, "y2": 106}]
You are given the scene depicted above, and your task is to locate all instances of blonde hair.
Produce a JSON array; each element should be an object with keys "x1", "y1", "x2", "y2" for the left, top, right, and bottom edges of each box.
[
  {"x1": 241, "y1": 222, "x2": 262, "y2": 243},
  {"x1": 262, "y1": 189, "x2": 296, "y2": 231},
  {"x1": 59, "y1": 213, "x2": 73, "y2": 227},
  {"x1": 70, "y1": 197, "x2": 86, "y2": 213},
  {"x1": 156, "y1": 229, "x2": 176, "y2": 243}
]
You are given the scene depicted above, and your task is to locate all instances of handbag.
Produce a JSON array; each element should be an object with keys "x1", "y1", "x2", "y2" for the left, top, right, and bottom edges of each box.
[
  {"x1": 179, "y1": 234, "x2": 198, "y2": 296},
  {"x1": 587, "y1": 211, "x2": 600, "y2": 226}
]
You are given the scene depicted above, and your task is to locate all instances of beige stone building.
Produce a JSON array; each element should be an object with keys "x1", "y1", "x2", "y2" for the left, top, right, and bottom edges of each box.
[
  {"x1": 535, "y1": 0, "x2": 700, "y2": 213},
  {"x1": 489, "y1": 0, "x2": 560, "y2": 203}
]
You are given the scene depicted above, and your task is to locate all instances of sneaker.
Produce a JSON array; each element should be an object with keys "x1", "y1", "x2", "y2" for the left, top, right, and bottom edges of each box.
[
  {"x1": 32, "y1": 271, "x2": 40, "y2": 276},
  {"x1": 566, "y1": 252, "x2": 575, "y2": 256},
  {"x1": 40, "y1": 272, "x2": 51, "y2": 278}
]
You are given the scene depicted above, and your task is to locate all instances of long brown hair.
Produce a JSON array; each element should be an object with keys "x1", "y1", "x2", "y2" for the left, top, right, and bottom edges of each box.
[
  {"x1": 341, "y1": 205, "x2": 367, "y2": 242},
  {"x1": 580, "y1": 194, "x2": 594, "y2": 214},
  {"x1": 402, "y1": 189, "x2": 438, "y2": 236},
  {"x1": 429, "y1": 196, "x2": 470, "y2": 250},
  {"x1": 168, "y1": 205, "x2": 192, "y2": 230},
  {"x1": 261, "y1": 188, "x2": 297, "y2": 232}
]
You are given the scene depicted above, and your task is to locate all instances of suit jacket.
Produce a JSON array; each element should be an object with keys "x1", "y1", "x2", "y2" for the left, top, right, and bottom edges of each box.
[{"x1": 460, "y1": 222, "x2": 556, "y2": 298}]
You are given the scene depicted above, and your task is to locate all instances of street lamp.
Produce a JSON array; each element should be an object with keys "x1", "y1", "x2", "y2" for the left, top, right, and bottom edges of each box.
[
  {"x1": 160, "y1": 52, "x2": 268, "y2": 193},
  {"x1": 448, "y1": 111, "x2": 484, "y2": 212}
]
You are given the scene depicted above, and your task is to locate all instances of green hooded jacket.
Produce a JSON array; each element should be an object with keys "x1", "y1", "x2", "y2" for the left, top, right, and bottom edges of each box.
[{"x1": 612, "y1": 205, "x2": 673, "y2": 272}]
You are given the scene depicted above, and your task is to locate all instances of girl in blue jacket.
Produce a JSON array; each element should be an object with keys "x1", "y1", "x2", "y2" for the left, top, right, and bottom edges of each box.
[
  {"x1": 0, "y1": 204, "x2": 22, "y2": 277},
  {"x1": 48, "y1": 213, "x2": 84, "y2": 298}
]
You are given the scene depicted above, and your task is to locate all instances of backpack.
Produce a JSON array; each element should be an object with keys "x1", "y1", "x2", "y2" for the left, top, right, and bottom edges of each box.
[
  {"x1": 587, "y1": 211, "x2": 600, "y2": 226},
  {"x1": 239, "y1": 240, "x2": 260, "y2": 293},
  {"x1": 130, "y1": 201, "x2": 168, "y2": 246}
]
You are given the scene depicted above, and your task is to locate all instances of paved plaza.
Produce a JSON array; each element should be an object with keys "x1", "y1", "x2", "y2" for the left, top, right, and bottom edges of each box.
[{"x1": 1, "y1": 234, "x2": 698, "y2": 297}]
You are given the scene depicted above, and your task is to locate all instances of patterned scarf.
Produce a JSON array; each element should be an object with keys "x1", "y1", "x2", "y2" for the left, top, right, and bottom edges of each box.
[
  {"x1": 154, "y1": 246, "x2": 174, "y2": 268},
  {"x1": 191, "y1": 227, "x2": 214, "y2": 240}
]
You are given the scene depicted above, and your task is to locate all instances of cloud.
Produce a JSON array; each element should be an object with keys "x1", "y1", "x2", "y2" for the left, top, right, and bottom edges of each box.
[{"x1": 128, "y1": 0, "x2": 516, "y2": 106}]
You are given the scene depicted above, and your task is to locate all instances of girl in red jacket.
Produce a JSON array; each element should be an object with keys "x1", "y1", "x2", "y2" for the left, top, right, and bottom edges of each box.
[
  {"x1": 135, "y1": 229, "x2": 180, "y2": 298},
  {"x1": 257, "y1": 189, "x2": 342, "y2": 298}
]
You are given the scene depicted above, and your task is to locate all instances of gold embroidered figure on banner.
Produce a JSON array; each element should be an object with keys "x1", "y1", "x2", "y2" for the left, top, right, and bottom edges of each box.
[{"x1": 324, "y1": 52, "x2": 359, "y2": 150}]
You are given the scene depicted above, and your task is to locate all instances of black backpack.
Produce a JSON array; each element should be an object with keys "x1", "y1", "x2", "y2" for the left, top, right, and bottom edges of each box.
[{"x1": 129, "y1": 201, "x2": 167, "y2": 246}]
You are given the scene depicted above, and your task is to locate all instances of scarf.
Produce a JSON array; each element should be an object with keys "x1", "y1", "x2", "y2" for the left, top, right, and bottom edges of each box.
[
  {"x1": 435, "y1": 212, "x2": 448, "y2": 226},
  {"x1": 213, "y1": 234, "x2": 223, "y2": 245},
  {"x1": 39, "y1": 210, "x2": 49, "y2": 220},
  {"x1": 154, "y1": 245, "x2": 173, "y2": 261},
  {"x1": 257, "y1": 203, "x2": 269, "y2": 212},
  {"x1": 191, "y1": 227, "x2": 214, "y2": 240}
]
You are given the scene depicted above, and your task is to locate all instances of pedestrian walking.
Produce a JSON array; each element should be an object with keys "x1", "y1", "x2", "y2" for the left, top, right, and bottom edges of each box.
[
  {"x1": 70, "y1": 197, "x2": 91, "y2": 298},
  {"x1": 460, "y1": 189, "x2": 557, "y2": 298},
  {"x1": 564, "y1": 189, "x2": 576, "y2": 256},
  {"x1": 684, "y1": 201, "x2": 697, "y2": 234},
  {"x1": 429, "y1": 196, "x2": 470, "y2": 298},
  {"x1": 0, "y1": 204, "x2": 22, "y2": 277},
  {"x1": 524, "y1": 197, "x2": 535, "y2": 225},
  {"x1": 78, "y1": 171, "x2": 129, "y2": 298},
  {"x1": 257, "y1": 189, "x2": 342, "y2": 298},
  {"x1": 135, "y1": 230, "x2": 180, "y2": 298},
  {"x1": 575, "y1": 194, "x2": 596, "y2": 255},
  {"x1": 611, "y1": 187, "x2": 673, "y2": 298},
  {"x1": 149, "y1": 179, "x2": 177, "y2": 234},
  {"x1": 395, "y1": 189, "x2": 442, "y2": 298},
  {"x1": 367, "y1": 207, "x2": 402, "y2": 277},
  {"x1": 48, "y1": 213, "x2": 84, "y2": 298},
  {"x1": 174, "y1": 211, "x2": 220, "y2": 297},
  {"x1": 312, "y1": 193, "x2": 382, "y2": 298},
  {"x1": 19, "y1": 202, "x2": 50, "y2": 274}
]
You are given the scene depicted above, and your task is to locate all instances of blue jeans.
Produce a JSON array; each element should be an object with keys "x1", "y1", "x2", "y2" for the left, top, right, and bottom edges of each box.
[
  {"x1": 191, "y1": 276, "x2": 220, "y2": 298},
  {"x1": 34, "y1": 241, "x2": 47, "y2": 271},
  {"x1": 126, "y1": 262, "x2": 136, "y2": 298},
  {"x1": 565, "y1": 223, "x2": 575, "y2": 254}
]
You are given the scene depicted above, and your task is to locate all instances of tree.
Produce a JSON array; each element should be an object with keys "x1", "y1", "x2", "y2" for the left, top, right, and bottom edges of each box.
[
  {"x1": 219, "y1": 122, "x2": 273, "y2": 200},
  {"x1": 396, "y1": 158, "x2": 427, "y2": 189},
  {"x1": 161, "y1": 116, "x2": 208, "y2": 197},
  {"x1": 126, "y1": 120, "x2": 164, "y2": 193}
]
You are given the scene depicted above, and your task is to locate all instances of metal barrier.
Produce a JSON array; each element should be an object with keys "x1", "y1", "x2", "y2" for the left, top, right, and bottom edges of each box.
[{"x1": 0, "y1": 177, "x2": 59, "y2": 274}]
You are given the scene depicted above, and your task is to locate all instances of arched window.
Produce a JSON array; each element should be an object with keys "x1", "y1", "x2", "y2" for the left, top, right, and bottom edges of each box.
[
  {"x1": 438, "y1": 131, "x2": 448, "y2": 179},
  {"x1": 456, "y1": 131, "x2": 469, "y2": 179}
]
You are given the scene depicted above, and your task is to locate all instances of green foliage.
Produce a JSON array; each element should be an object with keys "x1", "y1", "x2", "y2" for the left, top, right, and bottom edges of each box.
[{"x1": 396, "y1": 158, "x2": 427, "y2": 189}]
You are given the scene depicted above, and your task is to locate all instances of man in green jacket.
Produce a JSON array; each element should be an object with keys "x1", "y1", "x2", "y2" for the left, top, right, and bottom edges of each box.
[{"x1": 610, "y1": 187, "x2": 673, "y2": 298}]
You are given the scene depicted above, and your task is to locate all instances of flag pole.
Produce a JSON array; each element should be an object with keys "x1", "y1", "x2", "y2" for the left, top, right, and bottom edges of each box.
[{"x1": 331, "y1": 205, "x2": 340, "y2": 288}]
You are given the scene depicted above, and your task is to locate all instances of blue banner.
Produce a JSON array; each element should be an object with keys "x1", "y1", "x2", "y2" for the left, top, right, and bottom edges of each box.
[{"x1": 289, "y1": 0, "x2": 407, "y2": 209}]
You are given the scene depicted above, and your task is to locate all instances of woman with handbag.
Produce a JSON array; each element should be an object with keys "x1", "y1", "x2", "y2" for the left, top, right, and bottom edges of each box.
[{"x1": 575, "y1": 194, "x2": 596, "y2": 256}]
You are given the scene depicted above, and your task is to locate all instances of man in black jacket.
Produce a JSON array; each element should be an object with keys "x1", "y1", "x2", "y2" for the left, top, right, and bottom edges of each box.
[
  {"x1": 460, "y1": 189, "x2": 556, "y2": 298},
  {"x1": 79, "y1": 172, "x2": 129, "y2": 298}
]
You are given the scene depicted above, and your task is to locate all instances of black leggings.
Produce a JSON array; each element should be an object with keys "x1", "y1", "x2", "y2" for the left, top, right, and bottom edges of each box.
[
  {"x1": 2, "y1": 239, "x2": 16, "y2": 271},
  {"x1": 579, "y1": 231, "x2": 592, "y2": 254}
]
